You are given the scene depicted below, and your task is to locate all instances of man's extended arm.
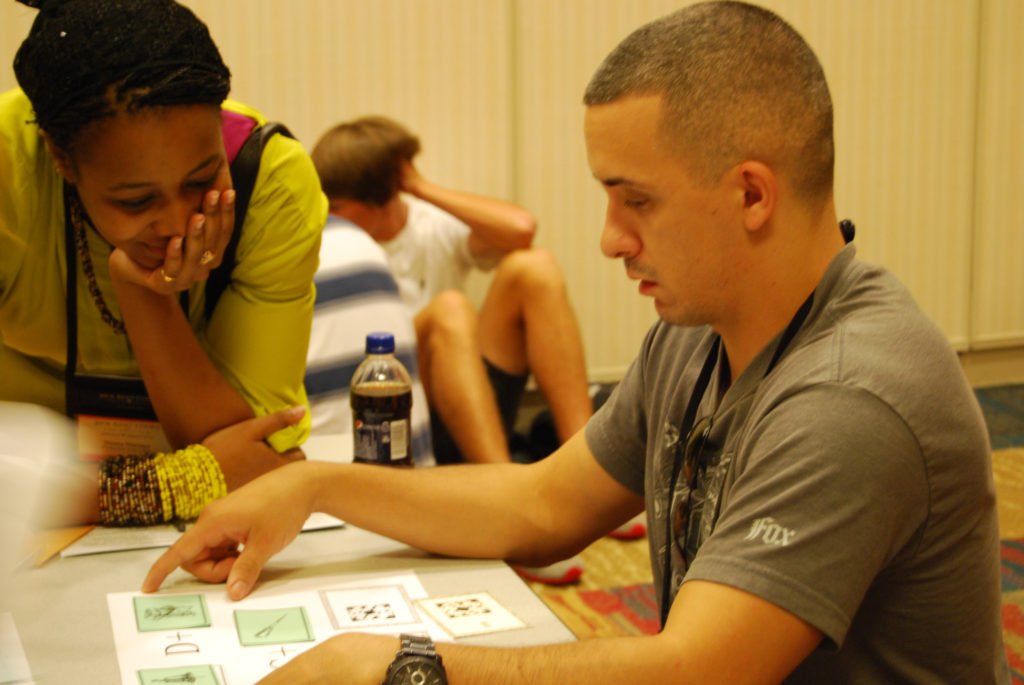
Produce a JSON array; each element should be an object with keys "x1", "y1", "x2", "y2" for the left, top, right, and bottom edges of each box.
[
  {"x1": 143, "y1": 429, "x2": 821, "y2": 684},
  {"x1": 143, "y1": 431, "x2": 640, "y2": 597},
  {"x1": 445, "y1": 579, "x2": 820, "y2": 685},
  {"x1": 255, "y1": 579, "x2": 821, "y2": 685},
  {"x1": 400, "y1": 160, "x2": 536, "y2": 258}
]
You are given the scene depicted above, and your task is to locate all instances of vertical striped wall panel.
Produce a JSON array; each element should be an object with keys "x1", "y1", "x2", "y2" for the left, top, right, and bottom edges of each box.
[
  {"x1": 0, "y1": 4, "x2": 35, "y2": 92},
  {"x1": 971, "y1": 0, "x2": 1024, "y2": 349},
  {"x1": 1, "y1": 1, "x2": 1020, "y2": 379},
  {"x1": 754, "y1": 0, "x2": 980, "y2": 350},
  {"x1": 179, "y1": 0, "x2": 515, "y2": 200},
  {"x1": 514, "y1": 0, "x2": 680, "y2": 379}
]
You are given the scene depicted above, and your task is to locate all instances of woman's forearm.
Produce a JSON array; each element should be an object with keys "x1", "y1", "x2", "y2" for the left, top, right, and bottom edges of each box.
[{"x1": 112, "y1": 277, "x2": 252, "y2": 447}]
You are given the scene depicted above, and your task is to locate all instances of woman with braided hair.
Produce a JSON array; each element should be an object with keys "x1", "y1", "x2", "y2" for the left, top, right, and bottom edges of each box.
[{"x1": 1, "y1": 0, "x2": 327, "y2": 524}]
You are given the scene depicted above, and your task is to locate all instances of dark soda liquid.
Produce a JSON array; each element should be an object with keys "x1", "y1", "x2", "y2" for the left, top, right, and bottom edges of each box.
[{"x1": 351, "y1": 381, "x2": 413, "y2": 467}]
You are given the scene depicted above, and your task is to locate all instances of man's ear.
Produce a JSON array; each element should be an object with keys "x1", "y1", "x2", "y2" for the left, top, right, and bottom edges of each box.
[
  {"x1": 40, "y1": 130, "x2": 77, "y2": 183},
  {"x1": 736, "y1": 161, "x2": 776, "y2": 233},
  {"x1": 328, "y1": 198, "x2": 358, "y2": 221}
]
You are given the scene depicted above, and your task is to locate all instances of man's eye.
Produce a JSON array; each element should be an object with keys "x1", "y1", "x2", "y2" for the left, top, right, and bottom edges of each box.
[{"x1": 624, "y1": 198, "x2": 649, "y2": 209}]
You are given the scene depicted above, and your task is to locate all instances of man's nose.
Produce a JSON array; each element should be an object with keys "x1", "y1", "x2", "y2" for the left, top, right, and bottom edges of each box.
[{"x1": 599, "y1": 207, "x2": 640, "y2": 260}]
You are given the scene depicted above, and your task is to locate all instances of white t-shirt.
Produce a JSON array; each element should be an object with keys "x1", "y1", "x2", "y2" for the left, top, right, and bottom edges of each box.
[{"x1": 381, "y1": 196, "x2": 497, "y2": 313}]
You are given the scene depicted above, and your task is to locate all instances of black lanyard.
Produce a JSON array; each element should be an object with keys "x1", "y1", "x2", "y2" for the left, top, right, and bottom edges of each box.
[
  {"x1": 659, "y1": 291, "x2": 815, "y2": 623},
  {"x1": 63, "y1": 188, "x2": 156, "y2": 420}
]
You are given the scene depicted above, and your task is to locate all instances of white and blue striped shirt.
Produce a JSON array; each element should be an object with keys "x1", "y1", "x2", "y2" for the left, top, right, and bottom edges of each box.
[{"x1": 305, "y1": 216, "x2": 434, "y2": 466}]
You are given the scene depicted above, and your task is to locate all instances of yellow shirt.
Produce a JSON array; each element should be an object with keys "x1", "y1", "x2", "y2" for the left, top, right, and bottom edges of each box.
[{"x1": 0, "y1": 89, "x2": 326, "y2": 451}]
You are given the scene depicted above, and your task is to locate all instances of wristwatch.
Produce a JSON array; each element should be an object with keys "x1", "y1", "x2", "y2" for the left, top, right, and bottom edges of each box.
[{"x1": 381, "y1": 633, "x2": 448, "y2": 685}]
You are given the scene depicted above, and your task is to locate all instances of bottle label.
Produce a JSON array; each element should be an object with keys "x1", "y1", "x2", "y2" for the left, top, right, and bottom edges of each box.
[
  {"x1": 351, "y1": 380, "x2": 412, "y2": 466},
  {"x1": 390, "y1": 418, "x2": 408, "y2": 460},
  {"x1": 354, "y1": 417, "x2": 409, "y2": 464}
]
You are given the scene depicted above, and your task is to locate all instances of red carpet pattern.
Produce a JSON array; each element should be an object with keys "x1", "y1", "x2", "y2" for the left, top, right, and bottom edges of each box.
[{"x1": 1002, "y1": 539, "x2": 1024, "y2": 684}]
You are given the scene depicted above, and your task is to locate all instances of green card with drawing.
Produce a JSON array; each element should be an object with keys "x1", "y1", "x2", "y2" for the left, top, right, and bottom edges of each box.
[
  {"x1": 233, "y1": 607, "x2": 315, "y2": 646},
  {"x1": 133, "y1": 594, "x2": 211, "y2": 632},
  {"x1": 137, "y1": 664, "x2": 222, "y2": 684}
]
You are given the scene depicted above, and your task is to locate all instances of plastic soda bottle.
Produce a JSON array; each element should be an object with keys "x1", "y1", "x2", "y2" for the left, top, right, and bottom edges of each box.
[{"x1": 350, "y1": 332, "x2": 413, "y2": 467}]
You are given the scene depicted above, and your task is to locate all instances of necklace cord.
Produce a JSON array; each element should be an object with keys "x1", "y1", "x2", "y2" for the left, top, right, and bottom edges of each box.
[{"x1": 658, "y1": 290, "x2": 814, "y2": 624}]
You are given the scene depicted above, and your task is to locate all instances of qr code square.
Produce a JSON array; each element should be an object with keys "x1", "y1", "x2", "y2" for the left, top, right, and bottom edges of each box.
[
  {"x1": 346, "y1": 603, "x2": 397, "y2": 623},
  {"x1": 438, "y1": 598, "x2": 491, "y2": 619}
]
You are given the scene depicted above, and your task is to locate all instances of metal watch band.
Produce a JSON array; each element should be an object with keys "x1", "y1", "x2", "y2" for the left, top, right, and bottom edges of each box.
[{"x1": 399, "y1": 633, "x2": 438, "y2": 657}]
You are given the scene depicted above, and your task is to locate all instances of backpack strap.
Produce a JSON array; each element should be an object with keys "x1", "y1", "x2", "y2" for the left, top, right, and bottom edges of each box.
[{"x1": 182, "y1": 122, "x2": 295, "y2": 322}]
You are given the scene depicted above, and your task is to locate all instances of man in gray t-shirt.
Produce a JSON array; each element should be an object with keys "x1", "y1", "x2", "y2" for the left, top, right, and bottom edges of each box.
[
  {"x1": 143, "y1": 3, "x2": 1010, "y2": 683},
  {"x1": 587, "y1": 245, "x2": 1007, "y2": 682}
]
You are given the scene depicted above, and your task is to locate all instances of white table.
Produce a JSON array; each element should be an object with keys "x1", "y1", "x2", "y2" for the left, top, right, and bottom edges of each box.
[
  {"x1": 2, "y1": 434, "x2": 574, "y2": 683},
  {"x1": 5, "y1": 523, "x2": 574, "y2": 684}
]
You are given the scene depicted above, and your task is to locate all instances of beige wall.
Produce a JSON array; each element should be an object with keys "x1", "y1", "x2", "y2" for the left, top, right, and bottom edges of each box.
[
  {"x1": 972, "y1": 0, "x2": 1024, "y2": 351},
  {"x1": 3, "y1": 1, "x2": 1022, "y2": 382}
]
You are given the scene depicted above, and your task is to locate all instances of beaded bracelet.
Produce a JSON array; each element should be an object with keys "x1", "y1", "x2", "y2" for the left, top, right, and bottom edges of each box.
[
  {"x1": 98, "y1": 455, "x2": 163, "y2": 526},
  {"x1": 98, "y1": 445, "x2": 227, "y2": 526},
  {"x1": 154, "y1": 445, "x2": 227, "y2": 520}
]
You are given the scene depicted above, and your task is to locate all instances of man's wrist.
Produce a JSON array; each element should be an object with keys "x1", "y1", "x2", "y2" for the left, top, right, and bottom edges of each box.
[{"x1": 381, "y1": 634, "x2": 447, "y2": 685}]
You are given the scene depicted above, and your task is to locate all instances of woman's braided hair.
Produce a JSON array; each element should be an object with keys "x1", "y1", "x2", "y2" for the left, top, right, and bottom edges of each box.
[{"x1": 13, "y1": 0, "x2": 231, "y2": 152}]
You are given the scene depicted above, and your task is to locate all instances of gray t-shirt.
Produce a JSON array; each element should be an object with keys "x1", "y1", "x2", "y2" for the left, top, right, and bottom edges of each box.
[{"x1": 586, "y1": 245, "x2": 1009, "y2": 684}]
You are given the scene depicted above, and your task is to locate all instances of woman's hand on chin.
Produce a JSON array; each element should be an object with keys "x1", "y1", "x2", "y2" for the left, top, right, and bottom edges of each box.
[{"x1": 109, "y1": 187, "x2": 236, "y2": 296}]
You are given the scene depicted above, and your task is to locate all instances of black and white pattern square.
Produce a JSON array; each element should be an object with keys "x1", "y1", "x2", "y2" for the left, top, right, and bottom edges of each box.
[
  {"x1": 345, "y1": 603, "x2": 397, "y2": 623},
  {"x1": 321, "y1": 585, "x2": 420, "y2": 630},
  {"x1": 437, "y1": 598, "x2": 491, "y2": 619}
]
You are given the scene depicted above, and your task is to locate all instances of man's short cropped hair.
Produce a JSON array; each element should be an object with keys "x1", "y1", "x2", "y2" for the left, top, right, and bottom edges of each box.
[
  {"x1": 311, "y1": 116, "x2": 421, "y2": 206},
  {"x1": 584, "y1": 0, "x2": 834, "y2": 206}
]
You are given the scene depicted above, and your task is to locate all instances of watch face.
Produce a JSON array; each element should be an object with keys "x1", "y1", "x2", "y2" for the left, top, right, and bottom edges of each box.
[{"x1": 390, "y1": 657, "x2": 447, "y2": 685}]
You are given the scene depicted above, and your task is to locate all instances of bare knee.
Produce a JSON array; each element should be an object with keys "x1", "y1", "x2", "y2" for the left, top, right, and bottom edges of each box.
[
  {"x1": 415, "y1": 290, "x2": 478, "y2": 350},
  {"x1": 493, "y1": 248, "x2": 565, "y2": 296}
]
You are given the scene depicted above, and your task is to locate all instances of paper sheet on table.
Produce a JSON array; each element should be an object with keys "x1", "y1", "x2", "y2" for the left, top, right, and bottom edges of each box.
[
  {"x1": 60, "y1": 513, "x2": 344, "y2": 557},
  {"x1": 108, "y1": 571, "x2": 449, "y2": 685}
]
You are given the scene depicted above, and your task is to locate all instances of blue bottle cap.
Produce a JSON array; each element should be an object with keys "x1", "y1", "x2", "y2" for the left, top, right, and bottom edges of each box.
[{"x1": 365, "y1": 332, "x2": 395, "y2": 354}]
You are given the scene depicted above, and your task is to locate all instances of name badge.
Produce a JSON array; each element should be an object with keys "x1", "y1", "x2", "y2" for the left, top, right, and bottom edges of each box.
[
  {"x1": 66, "y1": 374, "x2": 169, "y2": 460},
  {"x1": 76, "y1": 414, "x2": 171, "y2": 461}
]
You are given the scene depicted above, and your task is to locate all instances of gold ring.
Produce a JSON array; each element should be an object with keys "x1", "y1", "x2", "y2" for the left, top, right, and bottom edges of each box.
[
  {"x1": 199, "y1": 250, "x2": 215, "y2": 265},
  {"x1": 161, "y1": 269, "x2": 175, "y2": 283}
]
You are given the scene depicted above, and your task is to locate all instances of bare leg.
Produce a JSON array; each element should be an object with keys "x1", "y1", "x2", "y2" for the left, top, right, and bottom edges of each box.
[
  {"x1": 415, "y1": 291, "x2": 510, "y2": 463},
  {"x1": 477, "y1": 248, "x2": 593, "y2": 444}
]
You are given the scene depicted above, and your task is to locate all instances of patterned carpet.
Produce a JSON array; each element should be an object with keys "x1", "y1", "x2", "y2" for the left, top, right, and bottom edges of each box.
[
  {"x1": 994, "y1": 384, "x2": 1024, "y2": 684},
  {"x1": 528, "y1": 384, "x2": 1024, "y2": 681},
  {"x1": 978, "y1": 385, "x2": 1024, "y2": 450},
  {"x1": 1002, "y1": 539, "x2": 1024, "y2": 683}
]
